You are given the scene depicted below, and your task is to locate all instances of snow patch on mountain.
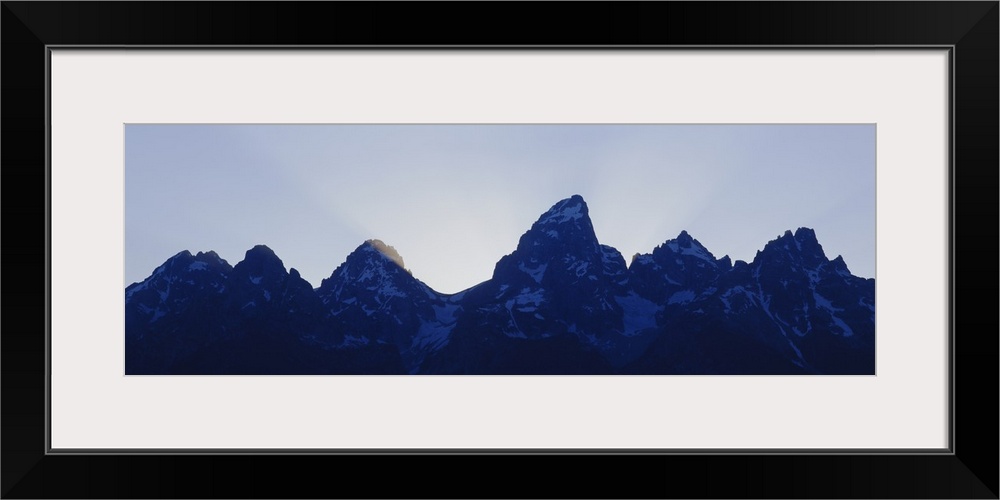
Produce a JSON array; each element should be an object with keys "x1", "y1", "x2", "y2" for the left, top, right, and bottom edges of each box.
[
  {"x1": 829, "y1": 315, "x2": 855, "y2": 337},
  {"x1": 666, "y1": 241, "x2": 714, "y2": 263},
  {"x1": 791, "y1": 303, "x2": 812, "y2": 336},
  {"x1": 519, "y1": 262, "x2": 548, "y2": 283},
  {"x1": 341, "y1": 335, "x2": 370, "y2": 347},
  {"x1": 568, "y1": 260, "x2": 590, "y2": 277},
  {"x1": 411, "y1": 303, "x2": 461, "y2": 353},
  {"x1": 157, "y1": 281, "x2": 171, "y2": 301},
  {"x1": 720, "y1": 286, "x2": 752, "y2": 314},
  {"x1": 150, "y1": 308, "x2": 166, "y2": 323},
  {"x1": 858, "y1": 297, "x2": 875, "y2": 312},
  {"x1": 512, "y1": 288, "x2": 546, "y2": 308},
  {"x1": 615, "y1": 292, "x2": 661, "y2": 337},
  {"x1": 667, "y1": 290, "x2": 696, "y2": 305},
  {"x1": 785, "y1": 337, "x2": 806, "y2": 364},
  {"x1": 814, "y1": 291, "x2": 853, "y2": 336},
  {"x1": 540, "y1": 201, "x2": 584, "y2": 224}
]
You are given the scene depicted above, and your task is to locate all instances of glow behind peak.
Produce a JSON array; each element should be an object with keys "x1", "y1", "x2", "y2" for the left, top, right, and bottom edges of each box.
[{"x1": 125, "y1": 124, "x2": 875, "y2": 294}]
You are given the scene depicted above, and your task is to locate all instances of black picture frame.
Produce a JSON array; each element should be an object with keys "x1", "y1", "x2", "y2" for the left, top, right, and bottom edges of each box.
[{"x1": 2, "y1": 2, "x2": 996, "y2": 498}]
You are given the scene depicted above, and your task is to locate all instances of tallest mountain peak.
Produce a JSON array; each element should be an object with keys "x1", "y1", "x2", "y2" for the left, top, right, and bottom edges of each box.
[
  {"x1": 524, "y1": 195, "x2": 599, "y2": 248},
  {"x1": 536, "y1": 195, "x2": 589, "y2": 226},
  {"x1": 495, "y1": 195, "x2": 611, "y2": 282},
  {"x1": 792, "y1": 227, "x2": 819, "y2": 246}
]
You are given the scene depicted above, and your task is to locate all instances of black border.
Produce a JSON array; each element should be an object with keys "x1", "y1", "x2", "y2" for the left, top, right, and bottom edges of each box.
[{"x1": 3, "y1": 2, "x2": 997, "y2": 498}]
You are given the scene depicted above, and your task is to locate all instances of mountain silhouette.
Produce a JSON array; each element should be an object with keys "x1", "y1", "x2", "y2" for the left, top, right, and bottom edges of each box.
[{"x1": 125, "y1": 196, "x2": 875, "y2": 375}]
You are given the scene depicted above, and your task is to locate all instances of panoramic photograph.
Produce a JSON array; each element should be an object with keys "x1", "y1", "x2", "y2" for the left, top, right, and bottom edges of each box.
[{"x1": 125, "y1": 124, "x2": 875, "y2": 375}]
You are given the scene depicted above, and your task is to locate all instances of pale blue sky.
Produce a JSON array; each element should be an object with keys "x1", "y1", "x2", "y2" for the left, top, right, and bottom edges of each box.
[{"x1": 125, "y1": 124, "x2": 875, "y2": 294}]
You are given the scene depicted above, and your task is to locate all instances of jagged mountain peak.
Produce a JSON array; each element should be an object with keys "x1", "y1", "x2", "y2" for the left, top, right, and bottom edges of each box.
[
  {"x1": 243, "y1": 244, "x2": 278, "y2": 260},
  {"x1": 361, "y1": 238, "x2": 406, "y2": 269},
  {"x1": 151, "y1": 249, "x2": 195, "y2": 273},
  {"x1": 170, "y1": 249, "x2": 194, "y2": 261},
  {"x1": 340, "y1": 239, "x2": 406, "y2": 269},
  {"x1": 757, "y1": 227, "x2": 828, "y2": 267},
  {"x1": 127, "y1": 201, "x2": 875, "y2": 375},
  {"x1": 124, "y1": 248, "x2": 234, "y2": 327},
  {"x1": 317, "y1": 238, "x2": 425, "y2": 302},
  {"x1": 628, "y1": 230, "x2": 729, "y2": 304},
  {"x1": 793, "y1": 227, "x2": 818, "y2": 243},
  {"x1": 661, "y1": 230, "x2": 712, "y2": 255},
  {"x1": 773, "y1": 227, "x2": 822, "y2": 250},
  {"x1": 830, "y1": 255, "x2": 854, "y2": 276},
  {"x1": 536, "y1": 194, "x2": 588, "y2": 225},
  {"x1": 524, "y1": 196, "x2": 599, "y2": 246},
  {"x1": 194, "y1": 250, "x2": 229, "y2": 266},
  {"x1": 235, "y1": 244, "x2": 285, "y2": 270},
  {"x1": 523, "y1": 195, "x2": 599, "y2": 245},
  {"x1": 138, "y1": 249, "x2": 231, "y2": 284},
  {"x1": 171, "y1": 249, "x2": 231, "y2": 268},
  {"x1": 322, "y1": 239, "x2": 414, "y2": 284},
  {"x1": 645, "y1": 230, "x2": 729, "y2": 270},
  {"x1": 494, "y1": 195, "x2": 615, "y2": 284},
  {"x1": 671, "y1": 230, "x2": 701, "y2": 249}
]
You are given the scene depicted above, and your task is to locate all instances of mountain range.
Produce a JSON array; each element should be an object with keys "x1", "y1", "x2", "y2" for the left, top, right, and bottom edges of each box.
[{"x1": 125, "y1": 195, "x2": 875, "y2": 375}]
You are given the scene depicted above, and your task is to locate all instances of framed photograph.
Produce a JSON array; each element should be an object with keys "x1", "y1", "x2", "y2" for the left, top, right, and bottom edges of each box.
[
  {"x1": 3, "y1": 2, "x2": 996, "y2": 498},
  {"x1": 120, "y1": 122, "x2": 878, "y2": 377}
]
